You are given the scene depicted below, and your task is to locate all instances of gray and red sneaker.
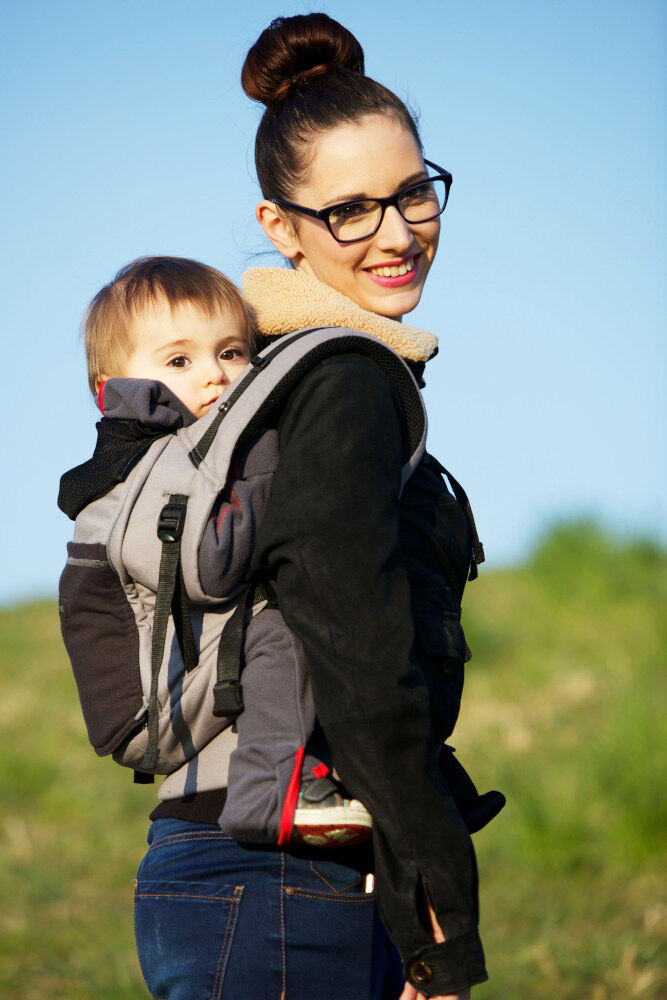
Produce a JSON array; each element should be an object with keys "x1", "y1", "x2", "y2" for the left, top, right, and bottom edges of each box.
[{"x1": 291, "y1": 776, "x2": 373, "y2": 848}]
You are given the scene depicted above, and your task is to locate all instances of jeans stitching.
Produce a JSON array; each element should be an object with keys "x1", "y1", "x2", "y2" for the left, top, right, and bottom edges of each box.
[
  {"x1": 210, "y1": 886, "x2": 244, "y2": 1000},
  {"x1": 283, "y1": 889, "x2": 374, "y2": 904},
  {"x1": 135, "y1": 891, "x2": 239, "y2": 902},
  {"x1": 146, "y1": 832, "x2": 233, "y2": 853},
  {"x1": 279, "y1": 853, "x2": 287, "y2": 1000},
  {"x1": 308, "y1": 859, "x2": 362, "y2": 894}
]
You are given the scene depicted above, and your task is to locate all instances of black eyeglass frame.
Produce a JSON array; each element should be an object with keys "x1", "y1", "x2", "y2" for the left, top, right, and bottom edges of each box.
[{"x1": 271, "y1": 159, "x2": 453, "y2": 244}]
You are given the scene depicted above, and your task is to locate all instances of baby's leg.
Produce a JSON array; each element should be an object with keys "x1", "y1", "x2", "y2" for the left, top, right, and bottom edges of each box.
[
  {"x1": 219, "y1": 607, "x2": 319, "y2": 843},
  {"x1": 219, "y1": 608, "x2": 372, "y2": 846}
]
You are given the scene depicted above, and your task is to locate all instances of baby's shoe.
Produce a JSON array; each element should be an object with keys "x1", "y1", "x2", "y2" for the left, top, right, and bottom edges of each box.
[{"x1": 292, "y1": 772, "x2": 372, "y2": 847}]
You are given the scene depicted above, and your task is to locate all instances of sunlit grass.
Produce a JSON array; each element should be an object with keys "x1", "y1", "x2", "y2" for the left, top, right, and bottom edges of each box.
[
  {"x1": 457, "y1": 522, "x2": 667, "y2": 998},
  {"x1": 1, "y1": 522, "x2": 665, "y2": 998}
]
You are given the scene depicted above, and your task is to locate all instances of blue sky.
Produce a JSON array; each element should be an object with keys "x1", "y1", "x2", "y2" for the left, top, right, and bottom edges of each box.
[{"x1": 1, "y1": 0, "x2": 665, "y2": 604}]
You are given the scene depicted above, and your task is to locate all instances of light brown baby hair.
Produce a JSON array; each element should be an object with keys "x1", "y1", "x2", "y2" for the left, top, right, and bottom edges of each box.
[{"x1": 84, "y1": 256, "x2": 254, "y2": 394}]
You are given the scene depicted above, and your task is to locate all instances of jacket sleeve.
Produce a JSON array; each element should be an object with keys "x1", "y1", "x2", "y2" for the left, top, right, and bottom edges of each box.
[
  {"x1": 197, "y1": 430, "x2": 280, "y2": 599},
  {"x1": 250, "y1": 353, "x2": 487, "y2": 996}
]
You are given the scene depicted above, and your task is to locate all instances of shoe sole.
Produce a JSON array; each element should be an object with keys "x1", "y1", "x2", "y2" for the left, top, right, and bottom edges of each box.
[{"x1": 291, "y1": 823, "x2": 372, "y2": 848}]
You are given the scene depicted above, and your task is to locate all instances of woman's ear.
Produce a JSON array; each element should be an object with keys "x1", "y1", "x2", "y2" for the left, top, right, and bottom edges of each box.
[{"x1": 256, "y1": 200, "x2": 301, "y2": 260}]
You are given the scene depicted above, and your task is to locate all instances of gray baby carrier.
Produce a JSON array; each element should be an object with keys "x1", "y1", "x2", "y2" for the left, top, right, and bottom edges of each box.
[{"x1": 59, "y1": 328, "x2": 427, "y2": 801}]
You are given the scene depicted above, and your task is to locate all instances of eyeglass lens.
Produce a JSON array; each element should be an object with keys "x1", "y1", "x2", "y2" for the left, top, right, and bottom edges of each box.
[{"x1": 328, "y1": 177, "x2": 448, "y2": 241}]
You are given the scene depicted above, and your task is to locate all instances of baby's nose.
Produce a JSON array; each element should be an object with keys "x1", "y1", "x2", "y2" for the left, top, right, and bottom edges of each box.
[{"x1": 204, "y1": 361, "x2": 227, "y2": 384}]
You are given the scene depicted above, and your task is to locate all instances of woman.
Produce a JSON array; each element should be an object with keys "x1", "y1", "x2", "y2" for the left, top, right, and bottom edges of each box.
[{"x1": 134, "y1": 14, "x2": 489, "y2": 1000}]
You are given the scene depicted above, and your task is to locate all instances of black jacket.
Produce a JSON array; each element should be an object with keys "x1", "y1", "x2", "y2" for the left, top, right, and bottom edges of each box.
[{"x1": 249, "y1": 352, "x2": 487, "y2": 996}]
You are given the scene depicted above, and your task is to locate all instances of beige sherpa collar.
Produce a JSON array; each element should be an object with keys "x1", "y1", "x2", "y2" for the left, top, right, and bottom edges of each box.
[{"x1": 242, "y1": 267, "x2": 438, "y2": 363}]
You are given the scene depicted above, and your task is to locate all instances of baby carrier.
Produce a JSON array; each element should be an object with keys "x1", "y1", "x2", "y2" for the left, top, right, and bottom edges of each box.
[{"x1": 59, "y1": 328, "x2": 429, "y2": 796}]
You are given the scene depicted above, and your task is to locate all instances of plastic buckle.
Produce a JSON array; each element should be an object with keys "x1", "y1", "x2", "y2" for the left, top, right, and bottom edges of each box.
[
  {"x1": 157, "y1": 502, "x2": 186, "y2": 543},
  {"x1": 212, "y1": 680, "x2": 244, "y2": 718}
]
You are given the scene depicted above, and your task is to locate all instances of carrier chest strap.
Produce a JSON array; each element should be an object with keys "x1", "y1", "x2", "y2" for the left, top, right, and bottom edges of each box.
[{"x1": 141, "y1": 494, "x2": 198, "y2": 772}]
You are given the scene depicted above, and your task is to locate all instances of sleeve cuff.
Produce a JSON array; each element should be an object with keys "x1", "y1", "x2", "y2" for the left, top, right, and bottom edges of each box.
[{"x1": 402, "y1": 930, "x2": 488, "y2": 997}]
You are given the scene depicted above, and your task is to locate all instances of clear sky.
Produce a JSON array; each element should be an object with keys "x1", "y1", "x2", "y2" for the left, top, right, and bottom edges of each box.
[{"x1": 1, "y1": 0, "x2": 665, "y2": 605}]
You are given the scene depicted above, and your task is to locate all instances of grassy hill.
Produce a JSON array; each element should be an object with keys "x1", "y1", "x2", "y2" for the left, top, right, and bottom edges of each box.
[{"x1": 1, "y1": 521, "x2": 665, "y2": 999}]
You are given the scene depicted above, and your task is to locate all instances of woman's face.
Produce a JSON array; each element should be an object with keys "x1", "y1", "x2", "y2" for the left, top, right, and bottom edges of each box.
[{"x1": 264, "y1": 115, "x2": 440, "y2": 319}]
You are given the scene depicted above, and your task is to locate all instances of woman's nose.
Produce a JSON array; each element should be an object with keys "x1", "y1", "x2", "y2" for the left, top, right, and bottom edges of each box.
[{"x1": 375, "y1": 205, "x2": 414, "y2": 253}]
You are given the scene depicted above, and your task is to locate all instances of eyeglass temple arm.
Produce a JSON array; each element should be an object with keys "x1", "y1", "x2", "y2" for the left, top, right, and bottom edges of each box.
[
  {"x1": 272, "y1": 198, "x2": 326, "y2": 221},
  {"x1": 424, "y1": 159, "x2": 452, "y2": 184}
]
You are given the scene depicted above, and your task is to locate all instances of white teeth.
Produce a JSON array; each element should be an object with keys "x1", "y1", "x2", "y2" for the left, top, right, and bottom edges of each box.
[{"x1": 370, "y1": 257, "x2": 415, "y2": 277}]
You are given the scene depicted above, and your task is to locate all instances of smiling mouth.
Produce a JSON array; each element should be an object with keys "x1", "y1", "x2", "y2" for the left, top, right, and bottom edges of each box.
[{"x1": 366, "y1": 255, "x2": 416, "y2": 278}]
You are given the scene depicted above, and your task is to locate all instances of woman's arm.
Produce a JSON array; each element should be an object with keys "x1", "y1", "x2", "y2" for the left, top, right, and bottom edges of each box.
[{"x1": 250, "y1": 353, "x2": 487, "y2": 997}]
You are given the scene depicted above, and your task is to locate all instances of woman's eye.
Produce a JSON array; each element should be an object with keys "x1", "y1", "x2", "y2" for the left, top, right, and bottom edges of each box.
[
  {"x1": 331, "y1": 201, "x2": 373, "y2": 224},
  {"x1": 403, "y1": 182, "x2": 431, "y2": 204},
  {"x1": 167, "y1": 356, "x2": 190, "y2": 368}
]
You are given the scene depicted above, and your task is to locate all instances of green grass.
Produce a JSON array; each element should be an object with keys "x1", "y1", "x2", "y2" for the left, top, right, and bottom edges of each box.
[
  {"x1": 457, "y1": 521, "x2": 667, "y2": 999},
  {"x1": 1, "y1": 521, "x2": 665, "y2": 998}
]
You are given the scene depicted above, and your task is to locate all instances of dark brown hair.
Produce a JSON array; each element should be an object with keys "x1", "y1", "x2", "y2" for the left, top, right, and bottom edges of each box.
[
  {"x1": 84, "y1": 256, "x2": 253, "y2": 394},
  {"x1": 241, "y1": 13, "x2": 422, "y2": 200}
]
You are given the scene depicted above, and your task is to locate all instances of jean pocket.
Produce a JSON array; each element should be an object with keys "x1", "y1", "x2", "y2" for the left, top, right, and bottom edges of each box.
[
  {"x1": 282, "y1": 884, "x2": 377, "y2": 999},
  {"x1": 134, "y1": 880, "x2": 243, "y2": 1000},
  {"x1": 296, "y1": 858, "x2": 365, "y2": 897}
]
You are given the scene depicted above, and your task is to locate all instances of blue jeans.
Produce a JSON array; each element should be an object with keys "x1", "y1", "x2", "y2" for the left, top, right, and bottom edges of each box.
[{"x1": 134, "y1": 819, "x2": 404, "y2": 1000}]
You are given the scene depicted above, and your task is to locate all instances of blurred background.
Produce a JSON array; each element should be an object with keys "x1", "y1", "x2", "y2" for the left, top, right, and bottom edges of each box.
[{"x1": 1, "y1": 1, "x2": 665, "y2": 997}]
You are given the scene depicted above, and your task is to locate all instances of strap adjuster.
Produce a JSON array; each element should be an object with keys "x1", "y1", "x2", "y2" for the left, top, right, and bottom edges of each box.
[
  {"x1": 157, "y1": 502, "x2": 186, "y2": 543},
  {"x1": 213, "y1": 679, "x2": 244, "y2": 718}
]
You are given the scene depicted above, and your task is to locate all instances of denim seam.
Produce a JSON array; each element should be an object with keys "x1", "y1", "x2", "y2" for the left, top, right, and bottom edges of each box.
[
  {"x1": 308, "y1": 860, "x2": 362, "y2": 894},
  {"x1": 211, "y1": 885, "x2": 244, "y2": 1000},
  {"x1": 279, "y1": 853, "x2": 286, "y2": 999},
  {"x1": 283, "y1": 889, "x2": 374, "y2": 904},
  {"x1": 135, "y1": 891, "x2": 239, "y2": 902},
  {"x1": 146, "y1": 832, "x2": 233, "y2": 853}
]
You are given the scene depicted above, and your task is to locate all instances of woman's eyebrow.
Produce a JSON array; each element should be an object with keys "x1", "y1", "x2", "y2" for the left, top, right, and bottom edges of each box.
[{"x1": 322, "y1": 169, "x2": 429, "y2": 208}]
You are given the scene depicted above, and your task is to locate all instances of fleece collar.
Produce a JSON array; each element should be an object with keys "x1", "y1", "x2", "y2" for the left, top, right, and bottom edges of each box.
[{"x1": 242, "y1": 267, "x2": 438, "y2": 364}]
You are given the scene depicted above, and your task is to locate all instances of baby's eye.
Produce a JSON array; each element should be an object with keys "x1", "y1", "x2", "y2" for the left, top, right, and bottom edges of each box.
[
  {"x1": 167, "y1": 355, "x2": 190, "y2": 369},
  {"x1": 220, "y1": 348, "x2": 247, "y2": 361}
]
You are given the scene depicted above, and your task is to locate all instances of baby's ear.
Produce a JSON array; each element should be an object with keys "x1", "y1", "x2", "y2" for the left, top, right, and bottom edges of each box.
[{"x1": 95, "y1": 374, "x2": 110, "y2": 390}]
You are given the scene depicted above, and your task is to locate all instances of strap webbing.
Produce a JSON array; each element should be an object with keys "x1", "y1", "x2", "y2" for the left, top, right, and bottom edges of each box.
[
  {"x1": 429, "y1": 457, "x2": 486, "y2": 581},
  {"x1": 141, "y1": 495, "x2": 197, "y2": 772},
  {"x1": 172, "y1": 559, "x2": 198, "y2": 671},
  {"x1": 212, "y1": 580, "x2": 277, "y2": 718}
]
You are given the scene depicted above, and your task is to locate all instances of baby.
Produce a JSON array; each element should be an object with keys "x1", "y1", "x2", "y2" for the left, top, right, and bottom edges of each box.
[{"x1": 59, "y1": 254, "x2": 372, "y2": 847}]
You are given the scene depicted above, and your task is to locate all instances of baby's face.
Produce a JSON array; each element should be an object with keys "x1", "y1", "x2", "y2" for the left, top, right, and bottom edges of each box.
[{"x1": 119, "y1": 299, "x2": 251, "y2": 418}]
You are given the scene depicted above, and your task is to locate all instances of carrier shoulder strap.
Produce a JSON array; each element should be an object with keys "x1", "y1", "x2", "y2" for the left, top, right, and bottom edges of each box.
[
  {"x1": 141, "y1": 493, "x2": 198, "y2": 773},
  {"x1": 427, "y1": 455, "x2": 486, "y2": 581},
  {"x1": 187, "y1": 326, "x2": 426, "y2": 482}
]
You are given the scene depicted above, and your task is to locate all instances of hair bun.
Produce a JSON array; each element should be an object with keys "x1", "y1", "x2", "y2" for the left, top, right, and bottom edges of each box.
[{"x1": 242, "y1": 13, "x2": 364, "y2": 110}]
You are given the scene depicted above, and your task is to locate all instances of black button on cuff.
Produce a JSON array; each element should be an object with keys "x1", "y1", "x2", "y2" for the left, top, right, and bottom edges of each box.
[{"x1": 408, "y1": 959, "x2": 433, "y2": 986}]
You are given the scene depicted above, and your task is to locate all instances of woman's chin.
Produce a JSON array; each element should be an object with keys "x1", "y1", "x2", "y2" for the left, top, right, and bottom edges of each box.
[{"x1": 361, "y1": 284, "x2": 424, "y2": 320}]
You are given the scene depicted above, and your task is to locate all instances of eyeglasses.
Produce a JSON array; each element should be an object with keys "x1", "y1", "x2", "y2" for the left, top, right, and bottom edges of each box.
[{"x1": 272, "y1": 160, "x2": 452, "y2": 244}]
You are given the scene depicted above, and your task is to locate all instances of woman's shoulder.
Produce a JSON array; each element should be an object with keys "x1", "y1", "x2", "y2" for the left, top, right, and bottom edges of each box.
[
  {"x1": 275, "y1": 350, "x2": 408, "y2": 449},
  {"x1": 290, "y1": 350, "x2": 405, "y2": 412}
]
